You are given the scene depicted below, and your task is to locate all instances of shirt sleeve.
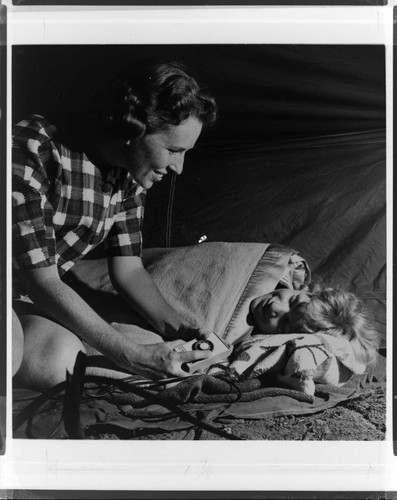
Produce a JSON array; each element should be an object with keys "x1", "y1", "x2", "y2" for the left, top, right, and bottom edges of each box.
[
  {"x1": 12, "y1": 119, "x2": 58, "y2": 270},
  {"x1": 104, "y1": 185, "x2": 146, "y2": 258}
]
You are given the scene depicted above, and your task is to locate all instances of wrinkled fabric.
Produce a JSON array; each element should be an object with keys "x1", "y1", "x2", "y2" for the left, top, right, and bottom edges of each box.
[
  {"x1": 13, "y1": 353, "x2": 385, "y2": 439},
  {"x1": 67, "y1": 242, "x2": 309, "y2": 355},
  {"x1": 208, "y1": 333, "x2": 366, "y2": 396}
]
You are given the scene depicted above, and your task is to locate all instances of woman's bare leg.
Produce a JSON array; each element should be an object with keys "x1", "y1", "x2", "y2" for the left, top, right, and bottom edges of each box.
[
  {"x1": 13, "y1": 311, "x2": 86, "y2": 391},
  {"x1": 12, "y1": 309, "x2": 24, "y2": 377}
]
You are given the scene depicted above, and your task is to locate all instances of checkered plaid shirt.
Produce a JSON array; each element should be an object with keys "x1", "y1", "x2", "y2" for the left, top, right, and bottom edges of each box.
[{"x1": 12, "y1": 115, "x2": 146, "y2": 277}]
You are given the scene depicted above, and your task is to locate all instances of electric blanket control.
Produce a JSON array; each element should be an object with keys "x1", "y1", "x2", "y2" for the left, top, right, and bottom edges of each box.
[{"x1": 174, "y1": 332, "x2": 233, "y2": 373}]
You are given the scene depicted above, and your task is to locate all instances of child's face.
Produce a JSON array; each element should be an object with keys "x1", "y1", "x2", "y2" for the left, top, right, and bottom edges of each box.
[{"x1": 249, "y1": 289, "x2": 311, "y2": 334}]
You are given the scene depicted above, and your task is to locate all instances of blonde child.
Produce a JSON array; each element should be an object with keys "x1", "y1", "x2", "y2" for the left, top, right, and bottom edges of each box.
[{"x1": 249, "y1": 280, "x2": 379, "y2": 367}]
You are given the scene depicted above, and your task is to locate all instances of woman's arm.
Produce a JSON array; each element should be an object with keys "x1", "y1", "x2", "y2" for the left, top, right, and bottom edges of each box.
[
  {"x1": 16, "y1": 265, "x2": 210, "y2": 379},
  {"x1": 109, "y1": 255, "x2": 202, "y2": 340}
]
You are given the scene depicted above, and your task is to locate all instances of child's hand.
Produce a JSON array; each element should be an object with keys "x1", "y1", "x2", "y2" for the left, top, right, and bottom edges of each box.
[
  {"x1": 178, "y1": 326, "x2": 212, "y2": 342},
  {"x1": 161, "y1": 323, "x2": 211, "y2": 342}
]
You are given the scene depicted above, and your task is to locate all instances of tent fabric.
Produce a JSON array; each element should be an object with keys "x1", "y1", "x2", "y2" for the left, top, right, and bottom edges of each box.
[
  {"x1": 144, "y1": 130, "x2": 386, "y2": 345},
  {"x1": 12, "y1": 45, "x2": 386, "y2": 141},
  {"x1": 12, "y1": 45, "x2": 382, "y2": 343}
]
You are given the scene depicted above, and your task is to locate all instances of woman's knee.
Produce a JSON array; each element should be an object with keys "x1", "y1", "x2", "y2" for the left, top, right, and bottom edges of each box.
[
  {"x1": 12, "y1": 309, "x2": 24, "y2": 376},
  {"x1": 14, "y1": 314, "x2": 86, "y2": 391}
]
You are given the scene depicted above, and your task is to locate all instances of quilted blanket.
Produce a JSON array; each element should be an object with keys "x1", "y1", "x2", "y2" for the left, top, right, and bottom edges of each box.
[{"x1": 65, "y1": 242, "x2": 305, "y2": 366}]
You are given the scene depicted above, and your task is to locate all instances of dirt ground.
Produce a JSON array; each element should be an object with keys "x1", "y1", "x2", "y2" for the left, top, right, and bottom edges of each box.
[{"x1": 87, "y1": 382, "x2": 385, "y2": 441}]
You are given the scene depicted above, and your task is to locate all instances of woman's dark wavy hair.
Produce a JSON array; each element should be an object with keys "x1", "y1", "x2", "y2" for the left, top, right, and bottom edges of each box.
[{"x1": 91, "y1": 61, "x2": 217, "y2": 141}]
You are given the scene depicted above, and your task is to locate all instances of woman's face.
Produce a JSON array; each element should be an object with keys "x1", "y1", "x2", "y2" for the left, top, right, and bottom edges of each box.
[
  {"x1": 125, "y1": 116, "x2": 203, "y2": 189},
  {"x1": 249, "y1": 289, "x2": 311, "y2": 334}
]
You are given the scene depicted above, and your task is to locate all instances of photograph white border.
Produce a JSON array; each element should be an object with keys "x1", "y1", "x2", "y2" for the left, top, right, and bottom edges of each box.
[{"x1": 1, "y1": 1, "x2": 395, "y2": 493}]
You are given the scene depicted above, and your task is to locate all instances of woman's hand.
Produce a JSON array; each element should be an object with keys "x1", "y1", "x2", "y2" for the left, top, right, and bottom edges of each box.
[
  {"x1": 126, "y1": 339, "x2": 213, "y2": 380},
  {"x1": 109, "y1": 257, "x2": 212, "y2": 343}
]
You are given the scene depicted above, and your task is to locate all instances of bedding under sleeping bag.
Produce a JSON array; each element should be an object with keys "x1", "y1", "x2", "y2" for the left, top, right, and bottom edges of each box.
[{"x1": 13, "y1": 242, "x2": 385, "y2": 439}]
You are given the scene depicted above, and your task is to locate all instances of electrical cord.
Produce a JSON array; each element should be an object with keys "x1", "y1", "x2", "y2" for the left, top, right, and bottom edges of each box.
[
  {"x1": 14, "y1": 358, "x2": 245, "y2": 440},
  {"x1": 165, "y1": 171, "x2": 177, "y2": 248},
  {"x1": 80, "y1": 375, "x2": 245, "y2": 441}
]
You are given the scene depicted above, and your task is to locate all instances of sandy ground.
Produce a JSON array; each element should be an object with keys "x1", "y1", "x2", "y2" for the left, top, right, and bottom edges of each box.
[{"x1": 86, "y1": 382, "x2": 385, "y2": 441}]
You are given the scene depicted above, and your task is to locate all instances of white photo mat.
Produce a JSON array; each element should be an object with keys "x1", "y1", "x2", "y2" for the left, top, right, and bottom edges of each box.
[{"x1": 1, "y1": 1, "x2": 395, "y2": 494}]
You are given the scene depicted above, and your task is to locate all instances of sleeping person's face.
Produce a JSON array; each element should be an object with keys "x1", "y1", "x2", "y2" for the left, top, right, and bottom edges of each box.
[{"x1": 249, "y1": 289, "x2": 311, "y2": 334}]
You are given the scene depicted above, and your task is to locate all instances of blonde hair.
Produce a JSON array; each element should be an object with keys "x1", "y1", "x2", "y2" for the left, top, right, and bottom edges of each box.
[{"x1": 291, "y1": 281, "x2": 379, "y2": 366}]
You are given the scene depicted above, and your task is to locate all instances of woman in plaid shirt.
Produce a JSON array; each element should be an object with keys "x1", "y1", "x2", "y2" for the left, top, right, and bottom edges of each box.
[{"x1": 12, "y1": 61, "x2": 217, "y2": 390}]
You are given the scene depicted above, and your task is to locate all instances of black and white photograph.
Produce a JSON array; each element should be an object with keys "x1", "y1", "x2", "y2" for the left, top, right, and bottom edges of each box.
[
  {"x1": 1, "y1": 2, "x2": 395, "y2": 496},
  {"x1": 10, "y1": 43, "x2": 387, "y2": 443}
]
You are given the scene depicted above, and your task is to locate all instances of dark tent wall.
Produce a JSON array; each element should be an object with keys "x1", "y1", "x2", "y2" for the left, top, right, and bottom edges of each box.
[
  {"x1": 12, "y1": 45, "x2": 385, "y2": 141},
  {"x1": 12, "y1": 44, "x2": 386, "y2": 347}
]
